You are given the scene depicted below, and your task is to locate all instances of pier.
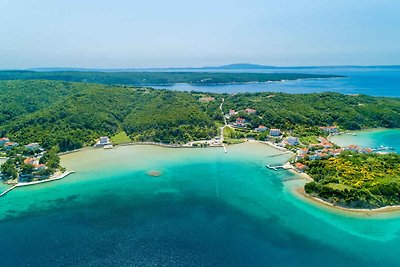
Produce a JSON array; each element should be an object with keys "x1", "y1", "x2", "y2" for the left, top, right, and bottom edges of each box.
[
  {"x1": 0, "y1": 171, "x2": 75, "y2": 198},
  {"x1": 265, "y1": 151, "x2": 292, "y2": 158},
  {"x1": 266, "y1": 162, "x2": 293, "y2": 171}
]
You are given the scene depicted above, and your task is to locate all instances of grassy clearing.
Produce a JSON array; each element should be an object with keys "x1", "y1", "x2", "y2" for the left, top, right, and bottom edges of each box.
[{"x1": 111, "y1": 131, "x2": 131, "y2": 145}]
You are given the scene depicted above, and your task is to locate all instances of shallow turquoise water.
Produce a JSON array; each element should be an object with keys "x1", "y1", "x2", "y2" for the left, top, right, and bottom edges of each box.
[
  {"x1": 1, "y1": 143, "x2": 400, "y2": 266},
  {"x1": 330, "y1": 129, "x2": 400, "y2": 153}
]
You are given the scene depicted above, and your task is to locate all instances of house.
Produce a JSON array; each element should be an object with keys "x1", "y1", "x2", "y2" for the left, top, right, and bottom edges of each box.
[
  {"x1": 294, "y1": 162, "x2": 307, "y2": 172},
  {"x1": 319, "y1": 126, "x2": 339, "y2": 134},
  {"x1": 361, "y1": 148, "x2": 373, "y2": 154},
  {"x1": 234, "y1": 118, "x2": 246, "y2": 128},
  {"x1": 317, "y1": 137, "x2": 333, "y2": 148},
  {"x1": 298, "y1": 148, "x2": 309, "y2": 155},
  {"x1": 25, "y1": 143, "x2": 40, "y2": 150},
  {"x1": 4, "y1": 142, "x2": 19, "y2": 150},
  {"x1": 309, "y1": 154, "x2": 321, "y2": 161},
  {"x1": 0, "y1": 137, "x2": 10, "y2": 146},
  {"x1": 286, "y1": 137, "x2": 299, "y2": 146},
  {"x1": 345, "y1": 144, "x2": 361, "y2": 152},
  {"x1": 100, "y1": 136, "x2": 109, "y2": 144},
  {"x1": 255, "y1": 125, "x2": 267, "y2": 132},
  {"x1": 94, "y1": 136, "x2": 111, "y2": 147},
  {"x1": 295, "y1": 154, "x2": 305, "y2": 161},
  {"x1": 34, "y1": 164, "x2": 47, "y2": 170},
  {"x1": 329, "y1": 148, "x2": 343, "y2": 156},
  {"x1": 318, "y1": 153, "x2": 328, "y2": 158},
  {"x1": 245, "y1": 108, "x2": 256, "y2": 114},
  {"x1": 199, "y1": 97, "x2": 215, "y2": 102},
  {"x1": 24, "y1": 157, "x2": 37, "y2": 165},
  {"x1": 229, "y1": 110, "x2": 236, "y2": 116},
  {"x1": 269, "y1": 129, "x2": 281, "y2": 136}
]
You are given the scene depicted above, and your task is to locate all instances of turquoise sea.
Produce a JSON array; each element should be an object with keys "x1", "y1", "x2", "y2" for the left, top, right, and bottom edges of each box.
[
  {"x1": 1, "y1": 142, "x2": 400, "y2": 266},
  {"x1": 330, "y1": 129, "x2": 400, "y2": 153}
]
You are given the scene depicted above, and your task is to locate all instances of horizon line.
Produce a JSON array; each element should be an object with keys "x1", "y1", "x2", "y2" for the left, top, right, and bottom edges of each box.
[{"x1": 0, "y1": 63, "x2": 399, "y2": 71}]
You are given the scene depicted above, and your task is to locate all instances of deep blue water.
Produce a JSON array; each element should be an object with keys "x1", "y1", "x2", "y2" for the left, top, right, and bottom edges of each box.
[
  {"x1": 1, "y1": 144, "x2": 400, "y2": 267},
  {"x1": 152, "y1": 67, "x2": 400, "y2": 97}
]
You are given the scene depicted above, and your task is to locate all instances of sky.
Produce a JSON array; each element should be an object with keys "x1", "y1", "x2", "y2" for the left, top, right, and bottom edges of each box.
[{"x1": 0, "y1": 0, "x2": 399, "y2": 68}]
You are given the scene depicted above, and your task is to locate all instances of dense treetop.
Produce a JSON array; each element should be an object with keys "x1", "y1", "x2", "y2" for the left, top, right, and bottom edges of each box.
[{"x1": 304, "y1": 152, "x2": 400, "y2": 208}]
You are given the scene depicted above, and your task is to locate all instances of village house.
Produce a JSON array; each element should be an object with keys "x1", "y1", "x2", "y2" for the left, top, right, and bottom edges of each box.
[
  {"x1": 34, "y1": 164, "x2": 47, "y2": 171},
  {"x1": 328, "y1": 148, "x2": 343, "y2": 156},
  {"x1": 269, "y1": 128, "x2": 281, "y2": 136},
  {"x1": 319, "y1": 126, "x2": 339, "y2": 134},
  {"x1": 25, "y1": 143, "x2": 41, "y2": 150},
  {"x1": 4, "y1": 142, "x2": 19, "y2": 150},
  {"x1": 317, "y1": 137, "x2": 333, "y2": 148},
  {"x1": 199, "y1": 97, "x2": 215, "y2": 102},
  {"x1": 245, "y1": 108, "x2": 256, "y2": 114},
  {"x1": 295, "y1": 154, "x2": 305, "y2": 161},
  {"x1": 294, "y1": 162, "x2": 308, "y2": 172},
  {"x1": 345, "y1": 144, "x2": 361, "y2": 153},
  {"x1": 255, "y1": 125, "x2": 267, "y2": 132},
  {"x1": 309, "y1": 154, "x2": 321, "y2": 161},
  {"x1": 361, "y1": 148, "x2": 373, "y2": 154},
  {"x1": 94, "y1": 136, "x2": 111, "y2": 147},
  {"x1": 298, "y1": 148, "x2": 309, "y2": 155},
  {"x1": 229, "y1": 109, "x2": 236, "y2": 116},
  {"x1": 234, "y1": 118, "x2": 246, "y2": 128},
  {"x1": 24, "y1": 157, "x2": 38, "y2": 165},
  {"x1": 286, "y1": 136, "x2": 299, "y2": 146},
  {"x1": 0, "y1": 137, "x2": 10, "y2": 146}
]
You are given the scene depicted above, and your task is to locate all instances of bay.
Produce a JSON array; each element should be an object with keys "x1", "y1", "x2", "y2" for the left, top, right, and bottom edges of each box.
[
  {"x1": 0, "y1": 143, "x2": 400, "y2": 266},
  {"x1": 152, "y1": 67, "x2": 400, "y2": 97}
]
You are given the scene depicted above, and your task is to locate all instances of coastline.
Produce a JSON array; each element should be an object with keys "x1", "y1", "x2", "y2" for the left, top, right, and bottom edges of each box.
[
  {"x1": 63, "y1": 140, "x2": 400, "y2": 216},
  {"x1": 286, "y1": 169, "x2": 400, "y2": 216},
  {"x1": 0, "y1": 171, "x2": 75, "y2": 198},
  {"x1": 4, "y1": 137, "x2": 400, "y2": 216}
]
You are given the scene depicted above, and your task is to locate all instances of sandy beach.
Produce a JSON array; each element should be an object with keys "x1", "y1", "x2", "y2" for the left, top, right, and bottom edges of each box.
[{"x1": 285, "y1": 169, "x2": 400, "y2": 217}]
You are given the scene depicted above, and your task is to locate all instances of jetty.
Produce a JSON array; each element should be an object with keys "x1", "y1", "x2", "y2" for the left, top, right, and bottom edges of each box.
[
  {"x1": 266, "y1": 162, "x2": 293, "y2": 171},
  {"x1": 265, "y1": 151, "x2": 291, "y2": 158},
  {"x1": 0, "y1": 171, "x2": 75, "y2": 198},
  {"x1": 372, "y1": 146, "x2": 394, "y2": 151}
]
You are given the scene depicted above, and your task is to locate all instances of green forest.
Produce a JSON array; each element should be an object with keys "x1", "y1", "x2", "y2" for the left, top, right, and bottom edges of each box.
[
  {"x1": 0, "y1": 80, "x2": 399, "y2": 152},
  {"x1": 304, "y1": 152, "x2": 400, "y2": 208}
]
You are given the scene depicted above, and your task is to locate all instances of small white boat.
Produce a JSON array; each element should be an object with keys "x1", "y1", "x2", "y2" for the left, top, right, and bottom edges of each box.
[{"x1": 104, "y1": 144, "x2": 113, "y2": 149}]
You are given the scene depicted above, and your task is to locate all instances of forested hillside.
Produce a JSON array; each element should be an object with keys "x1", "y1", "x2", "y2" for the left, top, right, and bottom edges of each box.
[
  {"x1": 1, "y1": 80, "x2": 399, "y2": 152},
  {"x1": 223, "y1": 92, "x2": 400, "y2": 130},
  {"x1": 0, "y1": 81, "x2": 219, "y2": 151}
]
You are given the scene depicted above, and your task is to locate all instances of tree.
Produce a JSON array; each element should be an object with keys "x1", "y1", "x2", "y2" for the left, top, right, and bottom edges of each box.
[
  {"x1": 20, "y1": 163, "x2": 34, "y2": 175},
  {"x1": 1, "y1": 160, "x2": 18, "y2": 180}
]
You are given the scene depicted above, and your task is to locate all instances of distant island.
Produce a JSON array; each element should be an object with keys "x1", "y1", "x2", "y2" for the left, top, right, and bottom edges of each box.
[
  {"x1": 24, "y1": 63, "x2": 400, "y2": 72},
  {"x1": 0, "y1": 70, "x2": 342, "y2": 86},
  {"x1": 201, "y1": 63, "x2": 400, "y2": 70}
]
